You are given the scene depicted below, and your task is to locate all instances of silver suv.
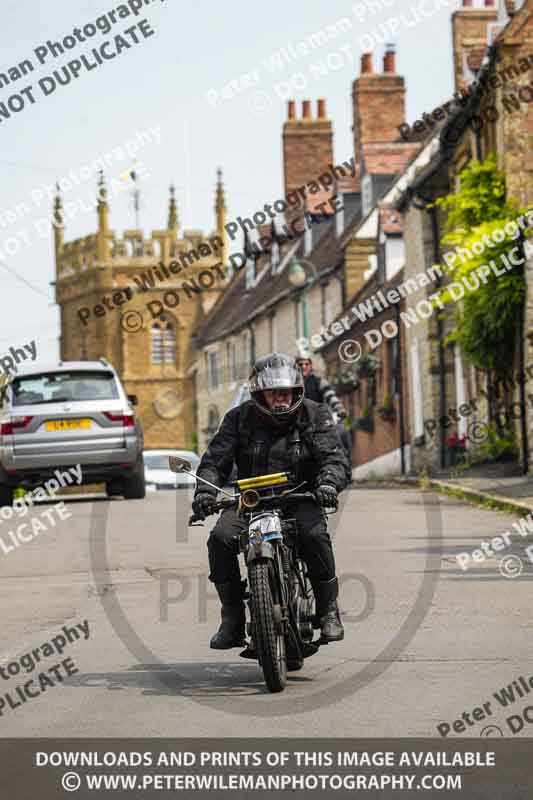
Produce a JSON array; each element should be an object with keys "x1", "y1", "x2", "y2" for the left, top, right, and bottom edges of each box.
[{"x1": 0, "y1": 359, "x2": 145, "y2": 505}]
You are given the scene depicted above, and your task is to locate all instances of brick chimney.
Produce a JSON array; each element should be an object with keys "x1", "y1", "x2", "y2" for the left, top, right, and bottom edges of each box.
[
  {"x1": 282, "y1": 98, "x2": 334, "y2": 209},
  {"x1": 352, "y1": 46, "x2": 406, "y2": 164},
  {"x1": 451, "y1": 0, "x2": 498, "y2": 90}
]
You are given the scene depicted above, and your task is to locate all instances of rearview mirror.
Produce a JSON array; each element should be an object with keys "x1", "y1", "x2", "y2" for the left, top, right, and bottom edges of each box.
[
  {"x1": 127, "y1": 394, "x2": 138, "y2": 406},
  {"x1": 169, "y1": 456, "x2": 192, "y2": 473}
]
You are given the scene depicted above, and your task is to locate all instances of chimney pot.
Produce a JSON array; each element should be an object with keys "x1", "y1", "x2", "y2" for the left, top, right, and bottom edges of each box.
[
  {"x1": 302, "y1": 99, "x2": 312, "y2": 118},
  {"x1": 505, "y1": 0, "x2": 515, "y2": 14},
  {"x1": 361, "y1": 52, "x2": 373, "y2": 74},
  {"x1": 317, "y1": 98, "x2": 326, "y2": 118},
  {"x1": 287, "y1": 100, "x2": 296, "y2": 120},
  {"x1": 383, "y1": 44, "x2": 396, "y2": 73},
  {"x1": 462, "y1": 0, "x2": 473, "y2": 6},
  {"x1": 484, "y1": 0, "x2": 494, "y2": 5}
]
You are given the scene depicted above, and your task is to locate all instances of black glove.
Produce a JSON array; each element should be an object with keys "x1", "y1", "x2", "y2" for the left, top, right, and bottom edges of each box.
[
  {"x1": 192, "y1": 492, "x2": 217, "y2": 520},
  {"x1": 315, "y1": 484, "x2": 338, "y2": 508}
]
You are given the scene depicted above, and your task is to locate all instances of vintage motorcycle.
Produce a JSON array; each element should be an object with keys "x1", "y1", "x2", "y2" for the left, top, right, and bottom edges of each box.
[{"x1": 169, "y1": 457, "x2": 337, "y2": 693}]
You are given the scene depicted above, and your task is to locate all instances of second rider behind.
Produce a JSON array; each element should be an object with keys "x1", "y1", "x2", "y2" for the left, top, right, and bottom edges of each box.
[{"x1": 192, "y1": 353, "x2": 351, "y2": 651}]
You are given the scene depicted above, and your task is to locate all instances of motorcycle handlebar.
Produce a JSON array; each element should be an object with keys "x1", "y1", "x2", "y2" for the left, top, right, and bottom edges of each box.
[{"x1": 188, "y1": 490, "x2": 326, "y2": 525}]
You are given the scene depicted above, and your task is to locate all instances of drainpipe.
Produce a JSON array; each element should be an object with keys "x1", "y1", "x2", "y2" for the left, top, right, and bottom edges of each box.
[
  {"x1": 517, "y1": 233, "x2": 529, "y2": 474},
  {"x1": 395, "y1": 302, "x2": 406, "y2": 474},
  {"x1": 518, "y1": 296, "x2": 529, "y2": 474},
  {"x1": 430, "y1": 206, "x2": 447, "y2": 470},
  {"x1": 414, "y1": 200, "x2": 447, "y2": 470}
]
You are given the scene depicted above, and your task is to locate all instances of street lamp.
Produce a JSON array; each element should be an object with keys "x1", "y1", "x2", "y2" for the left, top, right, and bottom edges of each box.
[{"x1": 288, "y1": 257, "x2": 318, "y2": 343}]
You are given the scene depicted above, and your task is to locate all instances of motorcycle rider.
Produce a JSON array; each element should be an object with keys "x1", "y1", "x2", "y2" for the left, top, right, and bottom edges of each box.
[
  {"x1": 192, "y1": 353, "x2": 350, "y2": 651},
  {"x1": 295, "y1": 354, "x2": 353, "y2": 477}
]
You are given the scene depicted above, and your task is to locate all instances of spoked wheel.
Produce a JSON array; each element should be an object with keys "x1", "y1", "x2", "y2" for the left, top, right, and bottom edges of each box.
[
  {"x1": 249, "y1": 560, "x2": 287, "y2": 693},
  {"x1": 294, "y1": 560, "x2": 315, "y2": 644},
  {"x1": 285, "y1": 560, "x2": 314, "y2": 672}
]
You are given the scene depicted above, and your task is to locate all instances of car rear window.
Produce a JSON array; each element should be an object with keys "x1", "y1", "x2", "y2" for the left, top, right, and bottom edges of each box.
[{"x1": 11, "y1": 371, "x2": 120, "y2": 406}]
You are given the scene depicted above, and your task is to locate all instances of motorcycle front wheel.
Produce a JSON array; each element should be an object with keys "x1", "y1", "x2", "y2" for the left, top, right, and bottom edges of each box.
[{"x1": 249, "y1": 560, "x2": 287, "y2": 693}]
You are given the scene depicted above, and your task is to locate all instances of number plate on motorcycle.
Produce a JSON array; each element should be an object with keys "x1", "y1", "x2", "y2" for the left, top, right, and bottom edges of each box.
[{"x1": 255, "y1": 514, "x2": 281, "y2": 534}]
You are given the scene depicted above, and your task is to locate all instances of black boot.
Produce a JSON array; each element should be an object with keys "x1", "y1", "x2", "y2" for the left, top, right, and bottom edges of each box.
[
  {"x1": 210, "y1": 581, "x2": 246, "y2": 650},
  {"x1": 312, "y1": 577, "x2": 344, "y2": 642}
]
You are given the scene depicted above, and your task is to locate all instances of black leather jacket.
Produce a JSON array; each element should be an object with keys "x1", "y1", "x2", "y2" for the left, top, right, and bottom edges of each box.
[{"x1": 195, "y1": 399, "x2": 350, "y2": 497}]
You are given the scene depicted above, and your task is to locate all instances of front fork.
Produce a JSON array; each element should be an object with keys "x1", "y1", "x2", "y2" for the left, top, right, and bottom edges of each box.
[{"x1": 241, "y1": 536, "x2": 289, "y2": 637}]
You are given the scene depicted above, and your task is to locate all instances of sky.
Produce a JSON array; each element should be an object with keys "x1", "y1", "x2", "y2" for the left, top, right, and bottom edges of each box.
[{"x1": 0, "y1": 0, "x2": 462, "y2": 362}]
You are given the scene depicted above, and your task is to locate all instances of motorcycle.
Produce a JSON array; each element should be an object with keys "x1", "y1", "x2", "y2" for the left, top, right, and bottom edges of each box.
[{"x1": 168, "y1": 457, "x2": 337, "y2": 693}]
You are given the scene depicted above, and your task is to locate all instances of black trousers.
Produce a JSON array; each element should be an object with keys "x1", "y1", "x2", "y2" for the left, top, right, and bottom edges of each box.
[
  {"x1": 207, "y1": 500, "x2": 336, "y2": 585},
  {"x1": 337, "y1": 422, "x2": 353, "y2": 472}
]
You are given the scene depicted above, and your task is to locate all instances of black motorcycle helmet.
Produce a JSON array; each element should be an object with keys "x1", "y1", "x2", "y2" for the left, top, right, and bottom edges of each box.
[{"x1": 249, "y1": 353, "x2": 304, "y2": 422}]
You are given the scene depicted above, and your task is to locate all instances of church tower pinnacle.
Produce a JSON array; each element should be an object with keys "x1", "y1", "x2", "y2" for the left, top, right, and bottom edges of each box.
[
  {"x1": 168, "y1": 183, "x2": 178, "y2": 232},
  {"x1": 53, "y1": 183, "x2": 64, "y2": 260},
  {"x1": 215, "y1": 167, "x2": 228, "y2": 265}
]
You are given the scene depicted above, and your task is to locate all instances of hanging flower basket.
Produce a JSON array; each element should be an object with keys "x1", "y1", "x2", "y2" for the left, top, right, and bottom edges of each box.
[
  {"x1": 353, "y1": 405, "x2": 374, "y2": 433},
  {"x1": 334, "y1": 367, "x2": 360, "y2": 394},
  {"x1": 377, "y1": 393, "x2": 396, "y2": 421},
  {"x1": 355, "y1": 416, "x2": 374, "y2": 433},
  {"x1": 378, "y1": 406, "x2": 396, "y2": 422},
  {"x1": 357, "y1": 355, "x2": 380, "y2": 378}
]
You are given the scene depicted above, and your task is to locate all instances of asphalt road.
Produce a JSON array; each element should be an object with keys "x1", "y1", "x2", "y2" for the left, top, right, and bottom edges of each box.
[{"x1": 1, "y1": 485, "x2": 531, "y2": 738}]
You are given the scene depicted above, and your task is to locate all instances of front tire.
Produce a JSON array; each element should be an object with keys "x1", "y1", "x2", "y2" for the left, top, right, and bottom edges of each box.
[{"x1": 249, "y1": 560, "x2": 287, "y2": 693}]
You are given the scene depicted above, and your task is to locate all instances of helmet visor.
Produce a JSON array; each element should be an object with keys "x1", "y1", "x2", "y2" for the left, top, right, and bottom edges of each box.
[{"x1": 249, "y1": 363, "x2": 303, "y2": 393}]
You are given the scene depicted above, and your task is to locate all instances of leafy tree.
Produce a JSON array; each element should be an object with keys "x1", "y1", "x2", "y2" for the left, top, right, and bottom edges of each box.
[{"x1": 433, "y1": 155, "x2": 529, "y2": 377}]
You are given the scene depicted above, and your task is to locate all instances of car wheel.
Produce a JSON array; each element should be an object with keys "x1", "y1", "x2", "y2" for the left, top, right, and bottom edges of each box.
[
  {"x1": 106, "y1": 479, "x2": 122, "y2": 498},
  {"x1": 0, "y1": 484, "x2": 13, "y2": 508},
  {"x1": 123, "y1": 457, "x2": 146, "y2": 500}
]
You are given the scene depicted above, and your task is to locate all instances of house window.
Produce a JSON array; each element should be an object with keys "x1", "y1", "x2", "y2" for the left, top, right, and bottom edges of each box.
[
  {"x1": 385, "y1": 236, "x2": 405, "y2": 280},
  {"x1": 269, "y1": 314, "x2": 277, "y2": 351},
  {"x1": 410, "y1": 338, "x2": 425, "y2": 439},
  {"x1": 250, "y1": 327, "x2": 256, "y2": 365},
  {"x1": 294, "y1": 298, "x2": 304, "y2": 340},
  {"x1": 79, "y1": 325, "x2": 88, "y2": 360},
  {"x1": 387, "y1": 337, "x2": 399, "y2": 396},
  {"x1": 241, "y1": 332, "x2": 249, "y2": 372},
  {"x1": 206, "y1": 406, "x2": 220, "y2": 441},
  {"x1": 207, "y1": 350, "x2": 220, "y2": 390},
  {"x1": 227, "y1": 341, "x2": 237, "y2": 384},
  {"x1": 321, "y1": 284, "x2": 326, "y2": 326},
  {"x1": 151, "y1": 316, "x2": 176, "y2": 364},
  {"x1": 245, "y1": 255, "x2": 256, "y2": 289}
]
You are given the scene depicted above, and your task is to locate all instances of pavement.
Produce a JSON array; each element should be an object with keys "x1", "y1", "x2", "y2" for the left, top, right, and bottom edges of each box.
[
  {"x1": 1, "y1": 484, "x2": 533, "y2": 739},
  {"x1": 429, "y1": 461, "x2": 533, "y2": 513}
]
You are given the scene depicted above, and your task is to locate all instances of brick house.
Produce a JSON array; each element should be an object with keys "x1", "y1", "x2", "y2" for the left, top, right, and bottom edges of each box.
[
  {"x1": 193, "y1": 47, "x2": 421, "y2": 453},
  {"x1": 395, "y1": 0, "x2": 533, "y2": 473},
  {"x1": 316, "y1": 192, "x2": 415, "y2": 478}
]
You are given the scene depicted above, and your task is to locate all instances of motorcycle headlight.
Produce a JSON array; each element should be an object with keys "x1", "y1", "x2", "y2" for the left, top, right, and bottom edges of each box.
[{"x1": 241, "y1": 488, "x2": 260, "y2": 509}]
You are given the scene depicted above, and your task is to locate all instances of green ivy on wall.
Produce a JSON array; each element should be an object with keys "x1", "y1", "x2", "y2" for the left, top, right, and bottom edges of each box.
[{"x1": 433, "y1": 155, "x2": 530, "y2": 377}]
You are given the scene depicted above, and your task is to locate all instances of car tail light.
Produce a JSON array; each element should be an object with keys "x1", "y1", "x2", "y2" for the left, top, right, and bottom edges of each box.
[
  {"x1": 0, "y1": 416, "x2": 33, "y2": 435},
  {"x1": 103, "y1": 411, "x2": 135, "y2": 428}
]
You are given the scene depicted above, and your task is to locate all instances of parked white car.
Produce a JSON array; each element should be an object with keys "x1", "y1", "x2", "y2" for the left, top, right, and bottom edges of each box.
[{"x1": 143, "y1": 449, "x2": 199, "y2": 490}]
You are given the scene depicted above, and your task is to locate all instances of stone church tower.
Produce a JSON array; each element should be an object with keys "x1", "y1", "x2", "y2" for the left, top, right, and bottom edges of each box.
[{"x1": 54, "y1": 170, "x2": 229, "y2": 450}]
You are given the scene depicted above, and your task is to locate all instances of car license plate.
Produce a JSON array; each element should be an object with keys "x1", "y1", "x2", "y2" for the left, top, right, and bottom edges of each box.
[{"x1": 44, "y1": 419, "x2": 92, "y2": 431}]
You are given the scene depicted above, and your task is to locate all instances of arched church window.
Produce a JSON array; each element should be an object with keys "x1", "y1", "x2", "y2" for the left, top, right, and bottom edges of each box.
[{"x1": 151, "y1": 315, "x2": 177, "y2": 365}]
